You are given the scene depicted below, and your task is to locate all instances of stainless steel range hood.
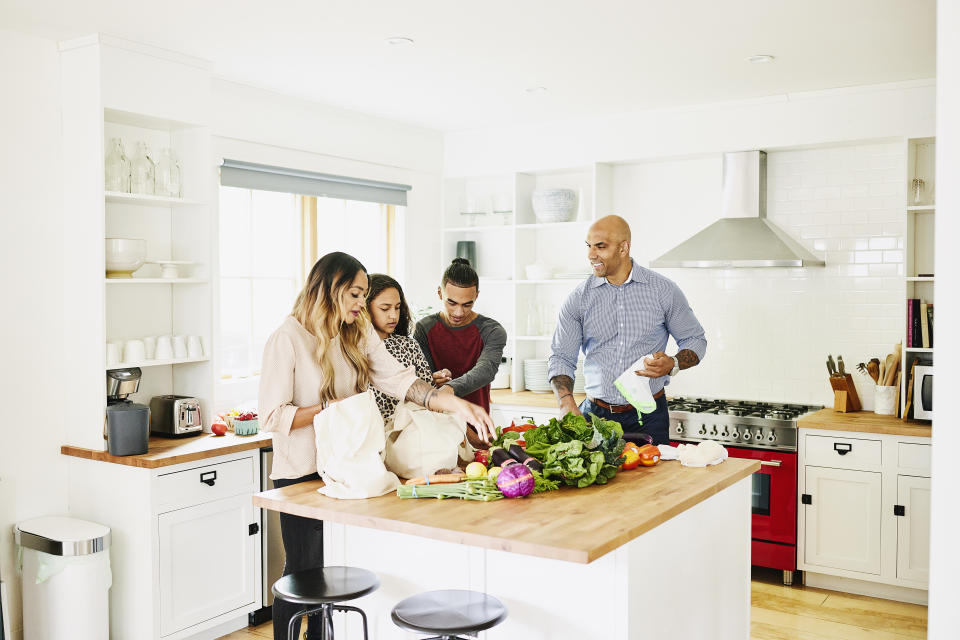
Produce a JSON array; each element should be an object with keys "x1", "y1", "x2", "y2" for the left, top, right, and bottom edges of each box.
[{"x1": 650, "y1": 151, "x2": 825, "y2": 268}]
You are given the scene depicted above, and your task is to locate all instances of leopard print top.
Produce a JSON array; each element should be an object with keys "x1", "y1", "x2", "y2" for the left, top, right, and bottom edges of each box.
[{"x1": 374, "y1": 334, "x2": 433, "y2": 423}]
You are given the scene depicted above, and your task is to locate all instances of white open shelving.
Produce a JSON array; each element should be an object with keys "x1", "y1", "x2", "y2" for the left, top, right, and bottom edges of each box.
[
  {"x1": 105, "y1": 278, "x2": 208, "y2": 285},
  {"x1": 105, "y1": 191, "x2": 206, "y2": 206},
  {"x1": 901, "y1": 137, "x2": 935, "y2": 418},
  {"x1": 110, "y1": 356, "x2": 210, "y2": 369}
]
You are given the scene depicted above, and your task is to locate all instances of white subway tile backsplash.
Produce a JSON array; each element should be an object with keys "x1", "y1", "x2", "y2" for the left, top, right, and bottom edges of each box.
[{"x1": 662, "y1": 141, "x2": 905, "y2": 408}]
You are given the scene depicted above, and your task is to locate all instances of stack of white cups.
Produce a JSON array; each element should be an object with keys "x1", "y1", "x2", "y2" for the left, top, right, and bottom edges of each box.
[{"x1": 106, "y1": 335, "x2": 205, "y2": 365}]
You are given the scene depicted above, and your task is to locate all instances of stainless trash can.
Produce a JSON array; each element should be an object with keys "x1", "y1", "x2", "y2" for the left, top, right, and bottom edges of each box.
[{"x1": 15, "y1": 516, "x2": 111, "y2": 640}]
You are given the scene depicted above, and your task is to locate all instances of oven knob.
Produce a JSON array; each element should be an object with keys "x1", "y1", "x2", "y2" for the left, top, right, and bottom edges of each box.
[
  {"x1": 698, "y1": 424, "x2": 707, "y2": 435},
  {"x1": 754, "y1": 430, "x2": 764, "y2": 441},
  {"x1": 730, "y1": 429, "x2": 739, "y2": 439},
  {"x1": 676, "y1": 422, "x2": 684, "y2": 434},
  {"x1": 767, "y1": 432, "x2": 777, "y2": 442}
]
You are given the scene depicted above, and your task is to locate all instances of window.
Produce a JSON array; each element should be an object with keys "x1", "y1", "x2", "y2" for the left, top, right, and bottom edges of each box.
[{"x1": 218, "y1": 187, "x2": 402, "y2": 382}]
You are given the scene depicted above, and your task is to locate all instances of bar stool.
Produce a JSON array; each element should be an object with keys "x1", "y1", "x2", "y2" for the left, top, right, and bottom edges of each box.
[
  {"x1": 272, "y1": 566, "x2": 379, "y2": 640},
  {"x1": 391, "y1": 589, "x2": 508, "y2": 640}
]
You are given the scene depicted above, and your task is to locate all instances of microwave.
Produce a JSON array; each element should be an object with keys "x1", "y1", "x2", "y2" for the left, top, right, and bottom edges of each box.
[{"x1": 913, "y1": 365, "x2": 933, "y2": 420}]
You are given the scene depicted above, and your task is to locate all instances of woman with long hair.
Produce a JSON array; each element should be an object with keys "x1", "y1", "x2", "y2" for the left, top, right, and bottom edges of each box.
[
  {"x1": 365, "y1": 273, "x2": 433, "y2": 423},
  {"x1": 259, "y1": 252, "x2": 493, "y2": 640}
]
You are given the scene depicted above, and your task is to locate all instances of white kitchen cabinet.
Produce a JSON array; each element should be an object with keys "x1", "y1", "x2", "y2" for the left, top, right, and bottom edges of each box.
[
  {"x1": 158, "y1": 494, "x2": 259, "y2": 636},
  {"x1": 66, "y1": 450, "x2": 262, "y2": 639},
  {"x1": 798, "y1": 428, "x2": 931, "y2": 603},
  {"x1": 803, "y1": 466, "x2": 882, "y2": 574},
  {"x1": 896, "y1": 475, "x2": 931, "y2": 583}
]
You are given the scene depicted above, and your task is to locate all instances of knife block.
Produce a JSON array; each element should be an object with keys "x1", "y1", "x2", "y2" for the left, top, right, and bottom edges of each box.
[{"x1": 830, "y1": 374, "x2": 862, "y2": 412}]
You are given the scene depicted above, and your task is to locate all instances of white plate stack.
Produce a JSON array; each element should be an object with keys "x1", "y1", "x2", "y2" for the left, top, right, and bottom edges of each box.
[{"x1": 523, "y1": 359, "x2": 551, "y2": 392}]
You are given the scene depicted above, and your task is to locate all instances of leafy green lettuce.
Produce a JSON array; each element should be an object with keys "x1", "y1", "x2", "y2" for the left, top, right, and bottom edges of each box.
[{"x1": 523, "y1": 413, "x2": 625, "y2": 488}]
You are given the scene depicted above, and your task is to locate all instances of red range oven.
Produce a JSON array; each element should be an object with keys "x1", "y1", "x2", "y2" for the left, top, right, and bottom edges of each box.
[{"x1": 669, "y1": 397, "x2": 819, "y2": 585}]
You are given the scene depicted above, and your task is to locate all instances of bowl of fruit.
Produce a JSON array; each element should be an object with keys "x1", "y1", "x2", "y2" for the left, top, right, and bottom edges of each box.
[{"x1": 233, "y1": 411, "x2": 259, "y2": 435}]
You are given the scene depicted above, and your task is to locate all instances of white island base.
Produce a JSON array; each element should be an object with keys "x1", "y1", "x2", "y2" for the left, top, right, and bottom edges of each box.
[{"x1": 318, "y1": 477, "x2": 751, "y2": 639}]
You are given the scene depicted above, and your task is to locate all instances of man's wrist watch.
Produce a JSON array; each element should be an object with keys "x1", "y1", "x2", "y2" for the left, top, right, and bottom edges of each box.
[{"x1": 669, "y1": 356, "x2": 680, "y2": 377}]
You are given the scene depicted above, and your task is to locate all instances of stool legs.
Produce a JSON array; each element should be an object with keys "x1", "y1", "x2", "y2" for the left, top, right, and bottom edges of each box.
[{"x1": 286, "y1": 603, "x2": 370, "y2": 640}]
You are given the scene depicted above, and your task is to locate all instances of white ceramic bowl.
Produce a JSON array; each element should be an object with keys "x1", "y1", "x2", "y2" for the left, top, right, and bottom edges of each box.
[
  {"x1": 532, "y1": 188, "x2": 577, "y2": 223},
  {"x1": 105, "y1": 238, "x2": 147, "y2": 278},
  {"x1": 525, "y1": 264, "x2": 552, "y2": 280}
]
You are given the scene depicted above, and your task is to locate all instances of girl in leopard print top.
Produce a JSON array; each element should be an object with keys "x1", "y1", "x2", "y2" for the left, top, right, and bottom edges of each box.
[{"x1": 366, "y1": 274, "x2": 433, "y2": 423}]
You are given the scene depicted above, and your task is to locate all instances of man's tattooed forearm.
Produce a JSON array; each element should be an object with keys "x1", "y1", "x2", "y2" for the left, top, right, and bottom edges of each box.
[
  {"x1": 551, "y1": 375, "x2": 575, "y2": 399},
  {"x1": 677, "y1": 349, "x2": 700, "y2": 370}
]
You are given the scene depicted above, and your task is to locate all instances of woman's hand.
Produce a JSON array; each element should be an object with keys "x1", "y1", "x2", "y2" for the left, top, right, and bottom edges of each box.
[
  {"x1": 438, "y1": 394, "x2": 494, "y2": 444},
  {"x1": 432, "y1": 369, "x2": 452, "y2": 387}
]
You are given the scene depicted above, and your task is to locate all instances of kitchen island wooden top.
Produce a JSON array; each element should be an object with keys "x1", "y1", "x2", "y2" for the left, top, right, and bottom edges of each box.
[
  {"x1": 61, "y1": 431, "x2": 272, "y2": 468},
  {"x1": 490, "y1": 389, "x2": 586, "y2": 408},
  {"x1": 798, "y1": 409, "x2": 931, "y2": 438},
  {"x1": 254, "y1": 457, "x2": 759, "y2": 564}
]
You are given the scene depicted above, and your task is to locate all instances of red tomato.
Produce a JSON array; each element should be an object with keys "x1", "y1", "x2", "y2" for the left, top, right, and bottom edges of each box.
[{"x1": 211, "y1": 423, "x2": 227, "y2": 436}]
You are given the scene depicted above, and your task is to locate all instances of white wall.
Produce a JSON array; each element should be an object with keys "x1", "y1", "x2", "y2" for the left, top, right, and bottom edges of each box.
[
  {"x1": 0, "y1": 28, "x2": 67, "y2": 640},
  {"x1": 927, "y1": 0, "x2": 960, "y2": 636},
  {"x1": 445, "y1": 80, "x2": 935, "y2": 176}
]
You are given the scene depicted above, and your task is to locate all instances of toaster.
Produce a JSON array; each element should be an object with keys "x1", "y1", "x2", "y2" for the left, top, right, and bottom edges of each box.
[{"x1": 150, "y1": 395, "x2": 203, "y2": 437}]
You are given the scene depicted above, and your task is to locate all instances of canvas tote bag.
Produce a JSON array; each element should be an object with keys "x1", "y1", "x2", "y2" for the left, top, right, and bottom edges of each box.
[
  {"x1": 384, "y1": 402, "x2": 467, "y2": 480},
  {"x1": 313, "y1": 390, "x2": 400, "y2": 499}
]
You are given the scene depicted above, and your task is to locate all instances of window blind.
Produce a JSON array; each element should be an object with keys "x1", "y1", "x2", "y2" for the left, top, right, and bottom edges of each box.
[{"x1": 220, "y1": 159, "x2": 411, "y2": 206}]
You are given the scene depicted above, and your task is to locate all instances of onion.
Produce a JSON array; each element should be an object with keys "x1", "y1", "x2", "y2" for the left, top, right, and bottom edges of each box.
[{"x1": 496, "y1": 464, "x2": 535, "y2": 498}]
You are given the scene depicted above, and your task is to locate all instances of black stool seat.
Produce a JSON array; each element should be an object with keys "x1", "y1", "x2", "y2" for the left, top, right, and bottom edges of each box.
[
  {"x1": 391, "y1": 590, "x2": 508, "y2": 635},
  {"x1": 272, "y1": 566, "x2": 379, "y2": 605}
]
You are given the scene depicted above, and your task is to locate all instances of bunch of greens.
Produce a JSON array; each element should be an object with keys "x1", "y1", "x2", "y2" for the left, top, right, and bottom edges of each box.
[
  {"x1": 531, "y1": 470, "x2": 560, "y2": 493},
  {"x1": 489, "y1": 428, "x2": 523, "y2": 450},
  {"x1": 523, "y1": 413, "x2": 625, "y2": 488}
]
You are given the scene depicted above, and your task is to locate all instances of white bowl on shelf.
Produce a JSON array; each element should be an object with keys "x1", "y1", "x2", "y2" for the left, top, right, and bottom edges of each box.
[
  {"x1": 525, "y1": 264, "x2": 553, "y2": 280},
  {"x1": 532, "y1": 188, "x2": 577, "y2": 223},
  {"x1": 105, "y1": 238, "x2": 147, "y2": 278}
]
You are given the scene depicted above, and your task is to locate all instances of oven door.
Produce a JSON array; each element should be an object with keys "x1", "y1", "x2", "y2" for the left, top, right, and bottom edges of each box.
[{"x1": 726, "y1": 446, "x2": 797, "y2": 545}]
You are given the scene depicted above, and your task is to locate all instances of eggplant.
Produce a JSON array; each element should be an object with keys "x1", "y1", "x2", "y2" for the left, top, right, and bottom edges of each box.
[
  {"x1": 622, "y1": 432, "x2": 654, "y2": 446},
  {"x1": 508, "y1": 443, "x2": 544, "y2": 473},
  {"x1": 490, "y1": 447, "x2": 518, "y2": 468}
]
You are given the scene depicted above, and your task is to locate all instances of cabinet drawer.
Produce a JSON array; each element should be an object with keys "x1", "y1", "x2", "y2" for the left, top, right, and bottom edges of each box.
[
  {"x1": 157, "y1": 457, "x2": 256, "y2": 510},
  {"x1": 804, "y1": 434, "x2": 881, "y2": 471},
  {"x1": 898, "y1": 443, "x2": 931, "y2": 475}
]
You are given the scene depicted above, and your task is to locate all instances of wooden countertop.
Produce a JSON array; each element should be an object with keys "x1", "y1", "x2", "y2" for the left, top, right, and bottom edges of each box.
[
  {"x1": 61, "y1": 431, "x2": 273, "y2": 468},
  {"x1": 798, "y1": 409, "x2": 931, "y2": 438},
  {"x1": 254, "y1": 457, "x2": 759, "y2": 564},
  {"x1": 490, "y1": 389, "x2": 586, "y2": 408}
]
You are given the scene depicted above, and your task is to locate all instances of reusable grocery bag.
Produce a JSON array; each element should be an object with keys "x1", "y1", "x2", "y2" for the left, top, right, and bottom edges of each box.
[
  {"x1": 384, "y1": 402, "x2": 467, "y2": 479},
  {"x1": 314, "y1": 390, "x2": 400, "y2": 499},
  {"x1": 614, "y1": 355, "x2": 658, "y2": 414}
]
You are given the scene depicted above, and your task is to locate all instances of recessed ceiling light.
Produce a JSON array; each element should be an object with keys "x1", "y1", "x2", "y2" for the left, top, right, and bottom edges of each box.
[
  {"x1": 524, "y1": 86, "x2": 547, "y2": 94},
  {"x1": 748, "y1": 54, "x2": 775, "y2": 64},
  {"x1": 386, "y1": 36, "x2": 414, "y2": 46}
]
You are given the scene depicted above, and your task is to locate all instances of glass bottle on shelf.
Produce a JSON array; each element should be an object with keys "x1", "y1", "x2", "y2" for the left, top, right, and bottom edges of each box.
[
  {"x1": 130, "y1": 141, "x2": 156, "y2": 195},
  {"x1": 104, "y1": 138, "x2": 130, "y2": 193},
  {"x1": 155, "y1": 148, "x2": 182, "y2": 198},
  {"x1": 525, "y1": 298, "x2": 541, "y2": 336}
]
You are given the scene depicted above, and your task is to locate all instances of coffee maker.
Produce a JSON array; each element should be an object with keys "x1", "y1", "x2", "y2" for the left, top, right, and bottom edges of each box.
[{"x1": 104, "y1": 368, "x2": 150, "y2": 456}]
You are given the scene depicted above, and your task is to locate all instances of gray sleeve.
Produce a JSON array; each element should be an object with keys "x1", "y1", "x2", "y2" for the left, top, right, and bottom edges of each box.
[
  {"x1": 413, "y1": 318, "x2": 436, "y2": 372},
  {"x1": 447, "y1": 317, "x2": 507, "y2": 397}
]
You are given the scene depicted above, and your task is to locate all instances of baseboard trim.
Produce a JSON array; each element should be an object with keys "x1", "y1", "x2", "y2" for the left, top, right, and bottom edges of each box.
[{"x1": 804, "y1": 572, "x2": 929, "y2": 605}]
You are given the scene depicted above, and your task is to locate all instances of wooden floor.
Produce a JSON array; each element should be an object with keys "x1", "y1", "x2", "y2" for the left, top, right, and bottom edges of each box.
[{"x1": 220, "y1": 568, "x2": 928, "y2": 640}]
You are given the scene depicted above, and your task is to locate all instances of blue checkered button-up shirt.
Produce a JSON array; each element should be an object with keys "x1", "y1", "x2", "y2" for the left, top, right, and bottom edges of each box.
[{"x1": 548, "y1": 260, "x2": 707, "y2": 404}]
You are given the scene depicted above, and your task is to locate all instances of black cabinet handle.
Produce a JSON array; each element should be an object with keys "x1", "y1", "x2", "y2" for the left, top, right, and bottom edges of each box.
[
  {"x1": 801, "y1": 493, "x2": 812, "y2": 505},
  {"x1": 249, "y1": 522, "x2": 260, "y2": 535},
  {"x1": 894, "y1": 505, "x2": 906, "y2": 517},
  {"x1": 833, "y1": 442, "x2": 853, "y2": 456},
  {"x1": 200, "y1": 470, "x2": 217, "y2": 486}
]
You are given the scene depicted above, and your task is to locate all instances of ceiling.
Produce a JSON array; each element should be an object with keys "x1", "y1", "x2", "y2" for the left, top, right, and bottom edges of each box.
[{"x1": 2, "y1": 0, "x2": 936, "y2": 132}]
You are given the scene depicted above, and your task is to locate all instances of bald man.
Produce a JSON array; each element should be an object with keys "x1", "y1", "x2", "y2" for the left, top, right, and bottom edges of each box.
[{"x1": 547, "y1": 215, "x2": 707, "y2": 445}]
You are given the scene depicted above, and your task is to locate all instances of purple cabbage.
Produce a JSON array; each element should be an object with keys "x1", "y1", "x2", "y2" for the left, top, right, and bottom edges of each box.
[{"x1": 496, "y1": 464, "x2": 535, "y2": 498}]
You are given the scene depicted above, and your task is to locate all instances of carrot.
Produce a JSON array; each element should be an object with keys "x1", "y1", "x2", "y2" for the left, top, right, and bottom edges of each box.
[{"x1": 404, "y1": 473, "x2": 466, "y2": 485}]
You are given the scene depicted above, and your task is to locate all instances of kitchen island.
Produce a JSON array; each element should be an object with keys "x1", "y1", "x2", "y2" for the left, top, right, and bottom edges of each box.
[{"x1": 254, "y1": 457, "x2": 759, "y2": 639}]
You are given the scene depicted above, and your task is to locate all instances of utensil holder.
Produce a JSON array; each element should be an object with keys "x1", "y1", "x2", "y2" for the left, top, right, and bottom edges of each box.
[
  {"x1": 874, "y1": 385, "x2": 897, "y2": 415},
  {"x1": 829, "y1": 374, "x2": 862, "y2": 412}
]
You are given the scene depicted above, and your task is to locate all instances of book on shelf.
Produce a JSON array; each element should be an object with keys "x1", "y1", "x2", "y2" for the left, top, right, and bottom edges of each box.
[{"x1": 906, "y1": 298, "x2": 934, "y2": 348}]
